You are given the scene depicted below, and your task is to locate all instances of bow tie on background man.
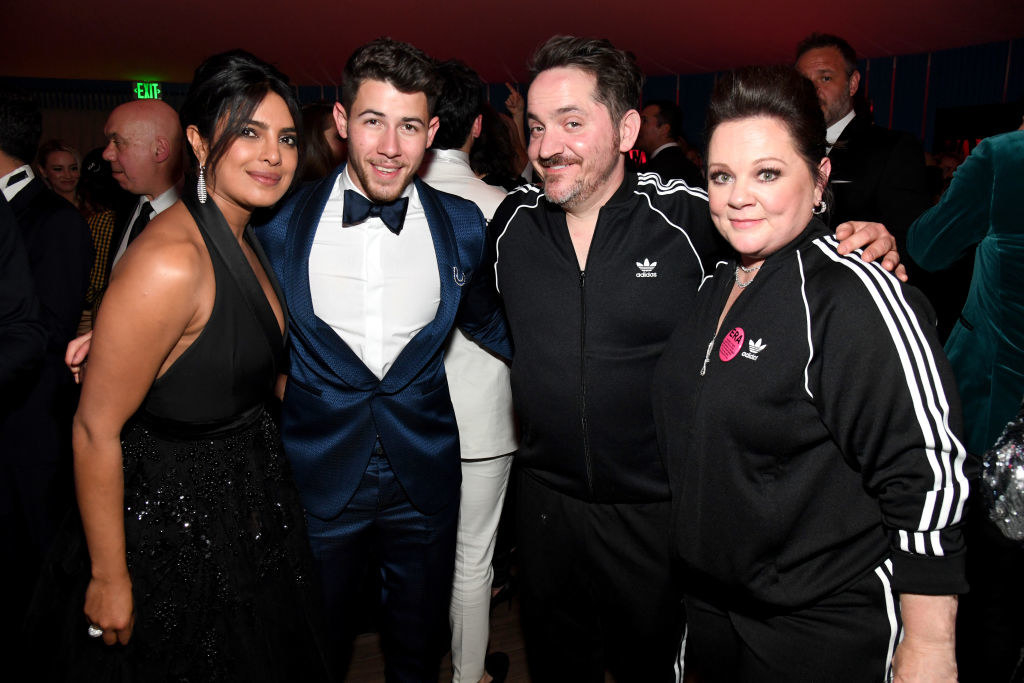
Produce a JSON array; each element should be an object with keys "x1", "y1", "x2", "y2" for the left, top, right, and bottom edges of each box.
[{"x1": 342, "y1": 189, "x2": 409, "y2": 234}]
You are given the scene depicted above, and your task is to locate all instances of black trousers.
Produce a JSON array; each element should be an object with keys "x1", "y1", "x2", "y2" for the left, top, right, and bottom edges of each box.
[
  {"x1": 684, "y1": 563, "x2": 900, "y2": 682},
  {"x1": 515, "y1": 470, "x2": 683, "y2": 683}
]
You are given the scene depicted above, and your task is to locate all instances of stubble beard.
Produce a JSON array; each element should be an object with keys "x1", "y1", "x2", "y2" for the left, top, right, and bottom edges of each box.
[
  {"x1": 350, "y1": 157, "x2": 410, "y2": 204},
  {"x1": 542, "y1": 132, "x2": 621, "y2": 211},
  {"x1": 822, "y1": 93, "x2": 854, "y2": 128}
]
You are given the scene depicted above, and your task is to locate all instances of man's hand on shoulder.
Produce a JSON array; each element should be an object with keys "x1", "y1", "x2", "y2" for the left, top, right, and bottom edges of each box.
[{"x1": 834, "y1": 220, "x2": 908, "y2": 282}]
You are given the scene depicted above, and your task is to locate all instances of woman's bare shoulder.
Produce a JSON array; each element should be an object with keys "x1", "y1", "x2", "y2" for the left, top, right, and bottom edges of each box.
[{"x1": 109, "y1": 202, "x2": 209, "y2": 293}]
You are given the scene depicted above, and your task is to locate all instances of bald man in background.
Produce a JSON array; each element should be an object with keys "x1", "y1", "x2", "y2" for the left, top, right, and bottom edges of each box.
[
  {"x1": 63, "y1": 99, "x2": 184, "y2": 392},
  {"x1": 102, "y1": 99, "x2": 183, "y2": 278}
]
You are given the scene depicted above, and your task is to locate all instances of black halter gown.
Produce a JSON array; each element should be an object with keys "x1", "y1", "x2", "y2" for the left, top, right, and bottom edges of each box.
[{"x1": 29, "y1": 192, "x2": 330, "y2": 683}]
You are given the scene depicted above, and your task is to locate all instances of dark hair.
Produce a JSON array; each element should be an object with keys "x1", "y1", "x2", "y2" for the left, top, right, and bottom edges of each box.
[
  {"x1": 644, "y1": 99, "x2": 683, "y2": 138},
  {"x1": 706, "y1": 65, "x2": 828, "y2": 192},
  {"x1": 298, "y1": 101, "x2": 341, "y2": 182},
  {"x1": 340, "y1": 38, "x2": 439, "y2": 116},
  {"x1": 529, "y1": 36, "x2": 643, "y2": 125},
  {"x1": 469, "y1": 103, "x2": 522, "y2": 189},
  {"x1": 78, "y1": 146, "x2": 131, "y2": 215},
  {"x1": 179, "y1": 49, "x2": 302, "y2": 191},
  {"x1": 0, "y1": 87, "x2": 42, "y2": 164},
  {"x1": 432, "y1": 60, "x2": 484, "y2": 151},
  {"x1": 795, "y1": 33, "x2": 858, "y2": 76}
]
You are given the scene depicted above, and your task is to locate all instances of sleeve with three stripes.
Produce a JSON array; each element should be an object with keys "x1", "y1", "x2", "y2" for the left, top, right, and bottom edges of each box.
[{"x1": 807, "y1": 237, "x2": 974, "y2": 595}]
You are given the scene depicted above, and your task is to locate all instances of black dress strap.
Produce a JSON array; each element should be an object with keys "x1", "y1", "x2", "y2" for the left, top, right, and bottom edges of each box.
[{"x1": 182, "y1": 190, "x2": 285, "y2": 365}]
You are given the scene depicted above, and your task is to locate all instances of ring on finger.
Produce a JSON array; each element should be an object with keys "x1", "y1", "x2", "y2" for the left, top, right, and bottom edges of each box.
[{"x1": 87, "y1": 624, "x2": 103, "y2": 638}]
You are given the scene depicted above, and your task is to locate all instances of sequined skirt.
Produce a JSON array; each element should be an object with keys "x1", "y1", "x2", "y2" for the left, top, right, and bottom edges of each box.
[{"x1": 27, "y1": 407, "x2": 330, "y2": 683}]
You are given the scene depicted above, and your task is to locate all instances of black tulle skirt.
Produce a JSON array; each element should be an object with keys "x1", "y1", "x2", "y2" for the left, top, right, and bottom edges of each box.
[{"x1": 26, "y1": 408, "x2": 331, "y2": 683}]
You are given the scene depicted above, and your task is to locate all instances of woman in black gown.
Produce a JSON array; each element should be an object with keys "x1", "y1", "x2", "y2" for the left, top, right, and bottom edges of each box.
[{"x1": 48, "y1": 51, "x2": 329, "y2": 681}]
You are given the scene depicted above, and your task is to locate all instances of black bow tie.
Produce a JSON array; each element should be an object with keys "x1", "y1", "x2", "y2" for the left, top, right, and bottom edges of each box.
[{"x1": 342, "y1": 189, "x2": 409, "y2": 234}]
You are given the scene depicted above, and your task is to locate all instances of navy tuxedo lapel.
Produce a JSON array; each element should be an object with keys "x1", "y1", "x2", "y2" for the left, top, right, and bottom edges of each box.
[
  {"x1": 284, "y1": 165, "x2": 378, "y2": 390},
  {"x1": 378, "y1": 177, "x2": 463, "y2": 395}
]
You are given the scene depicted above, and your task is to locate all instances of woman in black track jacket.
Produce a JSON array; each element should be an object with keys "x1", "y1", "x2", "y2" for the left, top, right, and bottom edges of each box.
[{"x1": 653, "y1": 66, "x2": 971, "y2": 682}]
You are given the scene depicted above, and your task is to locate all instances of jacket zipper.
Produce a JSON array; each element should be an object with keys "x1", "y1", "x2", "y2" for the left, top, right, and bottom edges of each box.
[
  {"x1": 579, "y1": 268, "x2": 594, "y2": 495},
  {"x1": 700, "y1": 334, "x2": 716, "y2": 376}
]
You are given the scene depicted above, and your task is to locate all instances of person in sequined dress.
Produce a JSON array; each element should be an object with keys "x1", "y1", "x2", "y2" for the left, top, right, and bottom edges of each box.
[{"x1": 35, "y1": 50, "x2": 330, "y2": 682}]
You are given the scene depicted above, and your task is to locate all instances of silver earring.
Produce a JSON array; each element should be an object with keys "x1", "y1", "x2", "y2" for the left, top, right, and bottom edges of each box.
[
  {"x1": 197, "y1": 165, "x2": 207, "y2": 204},
  {"x1": 813, "y1": 200, "x2": 827, "y2": 215}
]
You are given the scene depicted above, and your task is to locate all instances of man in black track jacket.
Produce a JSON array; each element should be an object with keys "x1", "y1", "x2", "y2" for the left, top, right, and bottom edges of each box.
[{"x1": 485, "y1": 36, "x2": 904, "y2": 682}]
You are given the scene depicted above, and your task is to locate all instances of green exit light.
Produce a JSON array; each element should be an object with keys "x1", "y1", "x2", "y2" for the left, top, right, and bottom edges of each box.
[{"x1": 134, "y1": 82, "x2": 162, "y2": 99}]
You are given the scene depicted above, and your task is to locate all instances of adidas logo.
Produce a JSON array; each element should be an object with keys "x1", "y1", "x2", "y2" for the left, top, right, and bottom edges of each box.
[
  {"x1": 635, "y1": 258, "x2": 658, "y2": 278},
  {"x1": 741, "y1": 337, "x2": 766, "y2": 361}
]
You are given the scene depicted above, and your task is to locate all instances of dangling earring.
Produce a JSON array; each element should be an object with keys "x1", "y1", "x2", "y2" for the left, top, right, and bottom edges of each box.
[
  {"x1": 197, "y1": 165, "x2": 207, "y2": 204},
  {"x1": 813, "y1": 199, "x2": 827, "y2": 215}
]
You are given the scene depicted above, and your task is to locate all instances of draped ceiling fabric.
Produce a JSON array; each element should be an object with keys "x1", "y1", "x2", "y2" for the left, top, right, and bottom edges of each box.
[{"x1": 3, "y1": 0, "x2": 1023, "y2": 155}]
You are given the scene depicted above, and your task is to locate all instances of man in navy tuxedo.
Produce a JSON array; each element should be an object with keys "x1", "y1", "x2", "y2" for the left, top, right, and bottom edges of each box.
[{"x1": 257, "y1": 38, "x2": 510, "y2": 682}]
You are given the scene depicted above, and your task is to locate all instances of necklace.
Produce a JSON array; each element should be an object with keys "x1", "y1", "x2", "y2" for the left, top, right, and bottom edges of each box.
[{"x1": 734, "y1": 264, "x2": 760, "y2": 288}]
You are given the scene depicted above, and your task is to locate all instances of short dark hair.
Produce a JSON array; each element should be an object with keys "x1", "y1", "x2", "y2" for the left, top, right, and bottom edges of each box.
[
  {"x1": 706, "y1": 65, "x2": 828, "y2": 191},
  {"x1": 432, "y1": 60, "x2": 484, "y2": 151},
  {"x1": 529, "y1": 36, "x2": 643, "y2": 125},
  {"x1": 469, "y1": 103, "x2": 520, "y2": 186},
  {"x1": 179, "y1": 49, "x2": 302, "y2": 192},
  {"x1": 341, "y1": 38, "x2": 440, "y2": 116},
  {"x1": 299, "y1": 100, "x2": 340, "y2": 182},
  {"x1": 795, "y1": 33, "x2": 858, "y2": 76},
  {"x1": 78, "y1": 146, "x2": 128, "y2": 214},
  {"x1": 0, "y1": 87, "x2": 42, "y2": 164},
  {"x1": 645, "y1": 99, "x2": 683, "y2": 138}
]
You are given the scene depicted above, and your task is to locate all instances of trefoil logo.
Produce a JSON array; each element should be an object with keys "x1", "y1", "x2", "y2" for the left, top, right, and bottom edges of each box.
[
  {"x1": 741, "y1": 337, "x2": 766, "y2": 361},
  {"x1": 636, "y1": 258, "x2": 658, "y2": 278}
]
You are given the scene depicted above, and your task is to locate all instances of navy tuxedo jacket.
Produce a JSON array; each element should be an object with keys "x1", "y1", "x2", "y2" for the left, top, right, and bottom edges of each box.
[{"x1": 257, "y1": 166, "x2": 511, "y2": 519}]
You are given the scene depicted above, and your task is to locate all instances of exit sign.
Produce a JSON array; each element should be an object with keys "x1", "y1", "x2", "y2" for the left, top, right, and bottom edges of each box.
[{"x1": 134, "y1": 82, "x2": 162, "y2": 99}]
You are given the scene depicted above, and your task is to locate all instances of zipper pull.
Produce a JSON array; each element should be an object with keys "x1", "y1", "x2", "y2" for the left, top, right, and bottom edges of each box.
[{"x1": 700, "y1": 336, "x2": 715, "y2": 376}]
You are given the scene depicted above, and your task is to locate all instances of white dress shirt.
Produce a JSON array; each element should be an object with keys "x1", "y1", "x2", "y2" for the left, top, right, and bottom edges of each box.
[
  {"x1": 420, "y1": 149, "x2": 517, "y2": 459},
  {"x1": 648, "y1": 142, "x2": 679, "y2": 160},
  {"x1": 111, "y1": 184, "x2": 180, "y2": 266},
  {"x1": 420, "y1": 149, "x2": 507, "y2": 218},
  {"x1": 309, "y1": 166, "x2": 440, "y2": 380},
  {"x1": 1, "y1": 164, "x2": 34, "y2": 201},
  {"x1": 826, "y1": 109, "x2": 857, "y2": 153}
]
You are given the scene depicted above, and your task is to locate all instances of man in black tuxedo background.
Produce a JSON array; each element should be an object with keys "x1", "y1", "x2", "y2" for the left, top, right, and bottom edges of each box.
[
  {"x1": 0, "y1": 194, "x2": 45, "y2": 391},
  {"x1": 636, "y1": 99, "x2": 703, "y2": 188},
  {"x1": 796, "y1": 33, "x2": 931, "y2": 258},
  {"x1": 0, "y1": 87, "x2": 92, "y2": 637}
]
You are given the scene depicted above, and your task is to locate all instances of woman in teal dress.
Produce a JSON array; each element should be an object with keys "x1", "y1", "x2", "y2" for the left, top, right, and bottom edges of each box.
[{"x1": 908, "y1": 128, "x2": 1024, "y2": 683}]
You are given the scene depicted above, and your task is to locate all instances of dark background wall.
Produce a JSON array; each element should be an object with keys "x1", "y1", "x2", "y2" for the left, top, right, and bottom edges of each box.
[{"x1": 5, "y1": 38, "x2": 1022, "y2": 161}]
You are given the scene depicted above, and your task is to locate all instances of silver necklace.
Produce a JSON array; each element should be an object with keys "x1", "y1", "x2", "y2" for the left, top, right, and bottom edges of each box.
[{"x1": 734, "y1": 264, "x2": 760, "y2": 288}]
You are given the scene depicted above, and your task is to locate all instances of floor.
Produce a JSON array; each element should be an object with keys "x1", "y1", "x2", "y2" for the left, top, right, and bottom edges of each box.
[{"x1": 345, "y1": 593, "x2": 531, "y2": 682}]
